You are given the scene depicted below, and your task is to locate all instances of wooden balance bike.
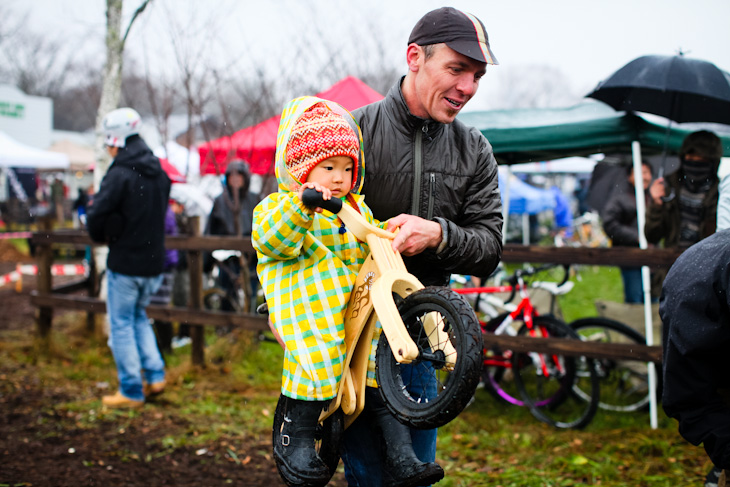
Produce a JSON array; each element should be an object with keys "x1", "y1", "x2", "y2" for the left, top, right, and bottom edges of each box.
[{"x1": 271, "y1": 189, "x2": 484, "y2": 480}]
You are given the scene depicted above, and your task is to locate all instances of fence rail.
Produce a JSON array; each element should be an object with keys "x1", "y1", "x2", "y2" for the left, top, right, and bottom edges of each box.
[{"x1": 28, "y1": 222, "x2": 674, "y2": 366}]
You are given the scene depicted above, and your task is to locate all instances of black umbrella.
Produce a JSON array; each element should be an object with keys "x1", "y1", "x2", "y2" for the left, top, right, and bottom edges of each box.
[
  {"x1": 587, "y1": 54, "x2": 730, "y2": 125},
  {"x1": 588, "y1": 54, "x2": 730, "y2": 181}
]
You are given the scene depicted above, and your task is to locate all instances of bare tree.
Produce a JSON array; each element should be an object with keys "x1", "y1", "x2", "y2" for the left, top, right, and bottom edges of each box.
[
  {"x1": 94, "y1": 0, "x2": 153, "y2": 191},
  {"x1": 488, "y1": 65, "x2": 582, "y2": 110}
]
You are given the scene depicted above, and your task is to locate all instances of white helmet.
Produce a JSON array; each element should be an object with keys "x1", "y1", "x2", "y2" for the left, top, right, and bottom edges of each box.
[{"x1": 102, "y1": 107, "x2": 141, "y2": 147}]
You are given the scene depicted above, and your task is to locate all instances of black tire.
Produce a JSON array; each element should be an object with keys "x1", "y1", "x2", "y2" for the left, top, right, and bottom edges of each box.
[
  {"x1": 375, "y1": 287, "x2": 483, "y2": 429},
  {"x1": 512, "y1": 316, "x2": 600, "y2": 429},
  {"x1": 570, "y1": 317, "x2": 660, "y2": 412},
  {"x1": 272, "y1": 395, "x2": 343, "y2": 484}
]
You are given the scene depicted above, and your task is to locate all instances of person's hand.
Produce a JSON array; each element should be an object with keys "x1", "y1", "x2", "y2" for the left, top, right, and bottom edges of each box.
[
  {"x1": 387, "y1": 214, "x2": 442, "y2": 256},
  {"x1": 297, "y1": 182, "x2": 332, "y2": 213},
  {"x1": 649, "y1": 177, "x2": 666, "y2": 205}
]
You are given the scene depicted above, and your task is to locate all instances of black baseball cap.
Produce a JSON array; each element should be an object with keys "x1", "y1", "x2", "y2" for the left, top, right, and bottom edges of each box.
[{"x1": 408, "y1": 7, "x2": 498, "y2": 65}]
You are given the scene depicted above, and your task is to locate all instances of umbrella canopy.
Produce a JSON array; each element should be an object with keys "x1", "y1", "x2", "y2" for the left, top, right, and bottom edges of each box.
[{"x1": 587, "y1": 54, "x2": 730, "y2": 125}]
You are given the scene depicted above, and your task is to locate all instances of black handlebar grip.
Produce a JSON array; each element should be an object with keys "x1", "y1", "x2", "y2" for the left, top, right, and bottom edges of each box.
[{"x1": 301, "y1": 188, "x2": 343, "y2": 214}]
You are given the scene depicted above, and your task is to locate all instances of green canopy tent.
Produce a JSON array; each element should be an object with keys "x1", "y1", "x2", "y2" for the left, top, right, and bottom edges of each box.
[{"x1": 458, "y1": 100, "x2": 730, "y2": 165}]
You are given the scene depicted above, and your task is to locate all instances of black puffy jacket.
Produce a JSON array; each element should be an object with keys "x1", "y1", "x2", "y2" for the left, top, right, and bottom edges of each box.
[
  {"x1": 87, "y1": 135, "x2": 171, "y2": 276},
  {"x1": 661, "y1": 229, "x2": 730, "y2": 468},
  {"x1": 354, "y1": 78, "x2": 503, "y2": 286}
]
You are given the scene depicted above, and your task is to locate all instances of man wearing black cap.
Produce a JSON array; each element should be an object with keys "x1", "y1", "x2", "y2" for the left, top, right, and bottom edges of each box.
[{"x1": 342, "y1": 6, "x2": 503, "y2": 486}]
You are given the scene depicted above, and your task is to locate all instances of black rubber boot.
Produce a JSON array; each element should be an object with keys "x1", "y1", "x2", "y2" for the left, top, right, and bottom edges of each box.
[
  {"x1": 273, "y1": 396, "x2": 331, "y2": 487},
  {"x1": 367, "y1": 388, "x2": 445, "y2": 487}
]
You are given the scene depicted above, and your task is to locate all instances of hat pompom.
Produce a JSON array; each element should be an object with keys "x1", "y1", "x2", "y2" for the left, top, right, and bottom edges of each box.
[{"x1": 285, "y1": 102, "x2": 360, "y2": 187}]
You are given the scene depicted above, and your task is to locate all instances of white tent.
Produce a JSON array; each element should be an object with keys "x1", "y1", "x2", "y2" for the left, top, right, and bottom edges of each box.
[{"x1": 0, "y1": 131, "x2": 69, "y2": 169}]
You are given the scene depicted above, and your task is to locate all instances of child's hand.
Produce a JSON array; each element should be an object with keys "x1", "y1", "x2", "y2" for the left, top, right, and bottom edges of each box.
[{"x1": 298, "y1": 182, "x2": 332, "y2": 213}]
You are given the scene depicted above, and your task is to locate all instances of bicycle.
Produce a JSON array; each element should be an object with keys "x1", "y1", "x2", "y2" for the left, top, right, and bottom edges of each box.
[
  {"x1": 454, "y1": 264, "x2": 601, "y2": 429},
  {"x1": 270, "y1": 189, "x2": 484, "y2": 481},
  {"x1": 570, "y1": 316, "x2": 661, "y2": 413}
]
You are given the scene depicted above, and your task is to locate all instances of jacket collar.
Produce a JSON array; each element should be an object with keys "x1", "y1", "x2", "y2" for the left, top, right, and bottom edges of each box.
[{"x1": 385, "y1": 77, "x2": 444, "y2": 139}]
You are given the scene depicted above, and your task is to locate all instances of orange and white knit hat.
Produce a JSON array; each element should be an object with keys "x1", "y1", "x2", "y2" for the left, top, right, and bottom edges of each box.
[{"x1": 285, "y1": 102, "x2": 360, "y2": 188}]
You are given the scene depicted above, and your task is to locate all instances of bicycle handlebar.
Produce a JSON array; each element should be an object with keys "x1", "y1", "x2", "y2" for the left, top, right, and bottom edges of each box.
[
  {"x1": 503, "y1": 264, "x2": 570, "y2": 304},
  {"x1": 301, "y1": 188, "x2": 343, "y2": 214}
]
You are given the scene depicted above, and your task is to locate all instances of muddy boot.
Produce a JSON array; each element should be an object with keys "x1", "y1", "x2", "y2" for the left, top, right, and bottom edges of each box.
[
  {"x1": 368, "y1": 389, "x2": 444, "y2": 487},
  {"x1": 273, "y1": 396, "x2": 330, "y2": 487}
]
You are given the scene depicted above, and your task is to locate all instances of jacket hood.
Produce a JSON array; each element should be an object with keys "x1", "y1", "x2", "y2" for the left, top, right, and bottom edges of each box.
[
  {"x1": 225, "y1": 159, "x2": 252, "y2": 196},
  {"x1": 275, "y1": 96, "x2": 365, "y2": 194},
  {"x1": 112, "y1": 135, "x2": 163, "y2": 178}
]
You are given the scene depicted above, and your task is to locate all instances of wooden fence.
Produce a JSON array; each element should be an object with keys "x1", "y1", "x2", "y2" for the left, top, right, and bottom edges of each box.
[{"x1": 29, "y1": 220, "x2": 680, "y2": 366}]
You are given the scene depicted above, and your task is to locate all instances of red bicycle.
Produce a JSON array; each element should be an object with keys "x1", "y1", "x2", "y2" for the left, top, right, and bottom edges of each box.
[{"x1": 453, "y1": 264, "x2": 600, "y2": 429}]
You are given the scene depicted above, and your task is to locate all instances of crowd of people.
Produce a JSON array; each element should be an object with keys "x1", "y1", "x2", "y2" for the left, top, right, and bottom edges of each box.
[{"x1": 33, "y1": 5, "x2": 727, "y2": 486}]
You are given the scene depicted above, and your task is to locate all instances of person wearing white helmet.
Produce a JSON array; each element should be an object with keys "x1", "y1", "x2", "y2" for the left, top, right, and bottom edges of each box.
[{"x1": 87, "y1": 107, "x2": 172, "y2": 409}]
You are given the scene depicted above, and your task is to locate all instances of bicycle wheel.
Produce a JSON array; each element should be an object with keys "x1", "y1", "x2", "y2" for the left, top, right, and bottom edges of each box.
[
  {"x1": 482, "y1": 312, "x2": 525, "y2": 406},
  {"x1": 511, "y1": 316, "x2": 600, "y2": 429},
  {"x1": 570, "y1": 317, "x2": 658, "y2": 412},
  {"x1": 272, "y1": 395, "x2": 343, "y2": 483},
  {"x1": 376, "y1": 287, "x2": 483, "y2": 429}
]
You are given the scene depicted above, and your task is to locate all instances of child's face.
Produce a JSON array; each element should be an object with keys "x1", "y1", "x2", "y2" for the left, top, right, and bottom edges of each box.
[{"x1": 306, "y1": 156, "x2": 354, "y2": 197}]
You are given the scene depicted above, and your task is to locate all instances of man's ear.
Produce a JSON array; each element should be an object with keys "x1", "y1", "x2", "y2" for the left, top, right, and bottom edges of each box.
[{"x1": 406, "y1": 44, "x2": 422, "y2": 73}]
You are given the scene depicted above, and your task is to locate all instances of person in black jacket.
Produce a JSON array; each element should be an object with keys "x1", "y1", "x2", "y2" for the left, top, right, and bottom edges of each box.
[
  {"x1": 661, "y1": 229, "x2": 730, "y2": 486},
  {"x1": 341, "y1": 7, "x2": 503, "y2": 486},
  {"x1": 601, "y1": 161, "x2": 653, "y2": 303},
  {"x1": 204, "y1": 159, "x2": 260, "y2": 313},
  {"x1": 87, "y1": 107, "x2": 171, "y2": 409}
]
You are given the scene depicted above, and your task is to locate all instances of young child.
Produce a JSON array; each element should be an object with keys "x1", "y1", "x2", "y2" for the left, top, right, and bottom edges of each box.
[{"x1": 252, "y1": 97, "x2": 443, "y2": 487}]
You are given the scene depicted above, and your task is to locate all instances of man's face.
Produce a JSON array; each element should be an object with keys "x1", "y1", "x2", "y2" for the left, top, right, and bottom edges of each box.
[{"x1": 408, "y1": 44, "x2": 487, "y2": 124}]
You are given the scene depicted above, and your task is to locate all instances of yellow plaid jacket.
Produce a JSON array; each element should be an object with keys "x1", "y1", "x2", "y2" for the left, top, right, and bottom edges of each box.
[{"x1": 253, "y1": 191, "x2": 383, "y2": 399}]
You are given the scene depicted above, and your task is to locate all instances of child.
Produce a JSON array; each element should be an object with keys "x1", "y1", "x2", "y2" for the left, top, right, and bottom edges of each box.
[{"x1": 252, "y1": 97, "x2": 443, "y2": 487}]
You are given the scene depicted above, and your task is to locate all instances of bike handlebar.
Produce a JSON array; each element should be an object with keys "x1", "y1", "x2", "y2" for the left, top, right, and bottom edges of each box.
[
  {"x1": 301, "y1": 188, "x2": 343, "y2": 214},
  {"x1": 503, "y1": 264, "x2": 570, "y2": 304}
]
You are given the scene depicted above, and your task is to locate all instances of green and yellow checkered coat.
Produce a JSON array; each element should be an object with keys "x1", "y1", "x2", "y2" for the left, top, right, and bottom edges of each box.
[{"x1": 253, "y1": 96, "x2": 384, "y2": 400}]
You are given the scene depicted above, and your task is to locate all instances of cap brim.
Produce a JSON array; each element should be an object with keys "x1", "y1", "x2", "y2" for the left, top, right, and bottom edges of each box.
[{"x1": 447, "y1": 39, "x2": 498, "y2": 65}]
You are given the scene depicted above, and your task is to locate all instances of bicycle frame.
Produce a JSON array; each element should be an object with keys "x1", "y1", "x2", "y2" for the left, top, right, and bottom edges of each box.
[
  {"x1": 453, "y1": 269, "x2": 571, "y2": 384},
  {"x1": 317, "y1": 201, "x2": 456, "y2": 428}
]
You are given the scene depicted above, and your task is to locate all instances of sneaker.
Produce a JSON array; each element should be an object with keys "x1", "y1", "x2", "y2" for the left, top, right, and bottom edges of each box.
[
  {"x1": 102, "y1": 391, "x2": 144, "y2": 409},
  {"x1": 706, "y1": 466, "x2": 722, "y2": 487},
  {"x1": 143, "y1": 380, "x2": 166, "y2": 397},
  {"x1": 171, "y1": 336, "x2": 192, "y2": 349}
]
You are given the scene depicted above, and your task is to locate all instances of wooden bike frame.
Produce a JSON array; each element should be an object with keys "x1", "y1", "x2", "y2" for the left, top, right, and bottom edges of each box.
[{"x1": 319, "y1": 203, "x2": 456, "y2": 428}]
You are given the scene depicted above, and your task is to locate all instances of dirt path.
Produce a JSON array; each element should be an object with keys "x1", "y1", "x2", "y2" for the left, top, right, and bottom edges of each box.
[{"x1": 0, "y1": 243, "x2": 346, "y2": 486}]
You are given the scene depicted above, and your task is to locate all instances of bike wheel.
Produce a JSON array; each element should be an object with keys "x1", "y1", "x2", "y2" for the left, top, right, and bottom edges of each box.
[
  {"x1": 482, "y1": 312, "x2": 525, "y2": 406},
  {"x1": 570, "y1": 317, "x2": 658, "y2": 412},
  {"x1": 375, "y1": 287, "x2": 483, "y2": 429},
  {"x1": 512, "y1": 316, "x2": 600, "y2": 429},
  {"x1": 272, "y1": 395, "x2": 343, "y2": 483}
]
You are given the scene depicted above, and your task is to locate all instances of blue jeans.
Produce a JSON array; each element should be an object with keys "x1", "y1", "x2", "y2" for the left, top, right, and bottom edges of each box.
[
  {"x1": 341, "y1": 362, "x2": 438, "y2": 486},
  {"x1": 107, "y1": 270, "x2": 166, "y2": 401},
  {"x1": 620, "y1": 267, "x2": 644, "y2": 304}
]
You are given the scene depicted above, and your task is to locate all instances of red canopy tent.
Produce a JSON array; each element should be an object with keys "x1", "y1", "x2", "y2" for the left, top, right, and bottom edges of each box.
[{"x1": 198, "y1": 76, "x2": 384, "y2": 176}]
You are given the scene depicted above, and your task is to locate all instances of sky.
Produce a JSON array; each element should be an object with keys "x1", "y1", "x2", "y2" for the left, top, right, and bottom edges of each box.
[{"x1": 5, "y1": 0, "x2": 730, "y2": 114}]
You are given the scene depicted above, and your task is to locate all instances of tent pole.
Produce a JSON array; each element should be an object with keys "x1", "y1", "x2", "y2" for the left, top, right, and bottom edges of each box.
[
  {"x1": 502, "y1": 166, "x2": 512, "y2": 245},
  {"x1": 632, "y1": 140, "x2": 658, "y2": 429}
]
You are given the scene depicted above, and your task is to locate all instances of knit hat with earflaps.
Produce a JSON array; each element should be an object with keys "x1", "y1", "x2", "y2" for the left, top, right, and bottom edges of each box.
[{"x1": 285, "y1": 102, "x2": 360, "y2": 189}]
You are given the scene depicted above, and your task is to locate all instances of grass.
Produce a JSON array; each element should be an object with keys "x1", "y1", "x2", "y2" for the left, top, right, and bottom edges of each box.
[{"x1": 1, "y1": 268, "x2": 710, "y2": 486}]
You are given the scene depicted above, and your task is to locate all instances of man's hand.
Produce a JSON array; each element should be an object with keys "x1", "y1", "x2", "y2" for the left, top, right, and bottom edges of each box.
[
  {"x1": 649, "y1": 177, "x2": 666, "y2": 205},
  {"x1": 387, "y1": 214, "x2": 442, "y2": 256}
]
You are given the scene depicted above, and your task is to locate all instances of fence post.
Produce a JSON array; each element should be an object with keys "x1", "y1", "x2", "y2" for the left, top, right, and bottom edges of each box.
[
  {"x1": 36, "y1": 217, "x2": 54, "y2": 338},
  {"x1": 86, "y1": 249, "x2": 98, "y2": 334},
  {"x1": 187, "y1": 216, "x2": 205, "y2": 366}
]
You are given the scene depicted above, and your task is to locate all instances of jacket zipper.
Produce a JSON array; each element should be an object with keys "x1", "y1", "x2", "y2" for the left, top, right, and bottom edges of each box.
[
  {"x1": 411, "y1": 123, "x2": 428, "y2": 216},
  {"x1": 427, "y1": 173, "x2": 435, "y2": 220}
]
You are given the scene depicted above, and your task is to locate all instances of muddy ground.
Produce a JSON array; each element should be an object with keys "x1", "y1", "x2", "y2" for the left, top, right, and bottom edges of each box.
[{"x1": 0, "y1": 241, "x2": 344, "y2": 486}]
